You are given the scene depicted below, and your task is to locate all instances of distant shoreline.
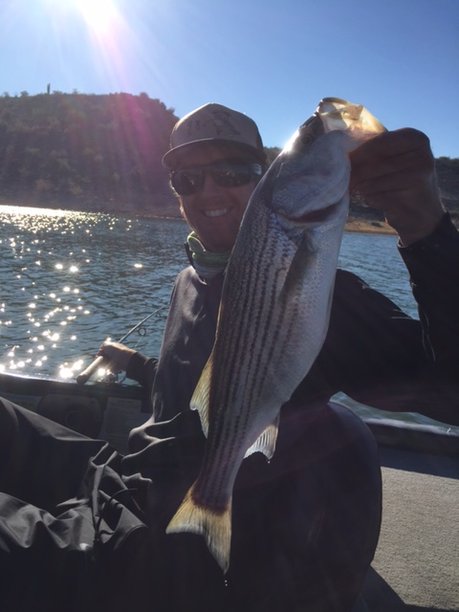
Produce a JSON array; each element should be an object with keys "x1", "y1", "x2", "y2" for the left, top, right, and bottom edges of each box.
[
  {"x1": 3, "y1": 200, "x2": 456, "y2": 237},
  {"x1": 344, "y1": 218, "x2": 396, "y2": 235}
]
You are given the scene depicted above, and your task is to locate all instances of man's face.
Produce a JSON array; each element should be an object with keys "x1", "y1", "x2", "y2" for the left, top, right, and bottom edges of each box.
[{"x1": 172, "y1": 145, "x2": 260, "y2": 252}]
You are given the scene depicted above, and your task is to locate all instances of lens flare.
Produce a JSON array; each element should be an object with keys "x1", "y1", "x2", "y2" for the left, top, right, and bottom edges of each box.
[{"x1": 75, "y1": 0, "x2": 119, "y2": 34}]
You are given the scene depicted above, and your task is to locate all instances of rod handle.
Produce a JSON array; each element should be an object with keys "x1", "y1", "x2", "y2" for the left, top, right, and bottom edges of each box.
[{"x1": 75, "y1": 355, "x2": 108, "y2": 385}]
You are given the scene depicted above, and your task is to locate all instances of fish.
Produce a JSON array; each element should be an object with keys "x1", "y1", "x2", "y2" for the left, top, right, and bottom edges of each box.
[{"x1": 166, "y1": 97, "x2": 386, "y2": 572}]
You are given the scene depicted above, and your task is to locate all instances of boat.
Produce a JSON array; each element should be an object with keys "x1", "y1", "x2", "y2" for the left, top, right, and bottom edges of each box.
[
  {"x1": 0, "y1": 369, "x2": 457, "y2": 611},
  {"x1": 0, "y1": 370, "x2": 150, "y2": 453}
]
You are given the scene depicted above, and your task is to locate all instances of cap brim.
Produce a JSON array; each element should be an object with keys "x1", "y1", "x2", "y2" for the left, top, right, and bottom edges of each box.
[{"x1": 162, "y1": 138, "x2": 266, "y2": 169}]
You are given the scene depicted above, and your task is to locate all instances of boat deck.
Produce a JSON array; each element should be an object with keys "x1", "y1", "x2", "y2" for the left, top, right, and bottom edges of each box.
[{"x1": 361, "y1": 426, "x2": 459, "y2": 612}]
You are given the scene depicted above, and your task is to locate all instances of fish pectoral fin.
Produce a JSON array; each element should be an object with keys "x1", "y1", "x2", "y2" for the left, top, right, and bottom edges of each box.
[
  {"x1": 190, "y1": 354, "x2": 213, "y2": 437},
  {"x1": 244, "y1": 415, "x2": 280, "y2": 460},
  {"x1": 166, "y1": 486, "x2": 232, "y2": 574},
  {"x1": 280, "y1": 233, "x2": 315, "y2": 300}
]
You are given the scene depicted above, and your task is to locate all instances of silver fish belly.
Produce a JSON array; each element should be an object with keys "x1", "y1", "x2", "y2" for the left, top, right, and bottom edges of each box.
[{"x1": 166, "y1": 97, "x2": 385, "y2": 572}]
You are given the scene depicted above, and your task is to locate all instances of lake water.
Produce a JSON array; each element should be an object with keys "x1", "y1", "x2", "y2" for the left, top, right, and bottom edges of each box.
[
  {"x1": 0, "y1": 204, "x2": 418, "y2": 382},
  {"x1": 5, "y1": 204, "x2": 456, "y2": 429}
]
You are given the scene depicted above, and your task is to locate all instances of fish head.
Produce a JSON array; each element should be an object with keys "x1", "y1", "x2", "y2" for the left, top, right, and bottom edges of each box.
[
  {"x1": 260, "y1": 98, "x2": 385, "y2": 239},
  {"x1": 264, "y1": 125, "x2": 351, "y2": 240}
]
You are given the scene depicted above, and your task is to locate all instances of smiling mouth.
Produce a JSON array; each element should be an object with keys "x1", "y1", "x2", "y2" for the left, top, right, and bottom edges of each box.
[{"x1": 203, "y1": 208, "x2": 229, "y2": 218}]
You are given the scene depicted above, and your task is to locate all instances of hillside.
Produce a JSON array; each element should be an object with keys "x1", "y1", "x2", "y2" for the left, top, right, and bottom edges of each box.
[
  {"x1": 0, "y1": 93, "x2": 458, "y2": 224},
  {"x1": 0, "y1": 92, "x2": 178, "y2": 215}
]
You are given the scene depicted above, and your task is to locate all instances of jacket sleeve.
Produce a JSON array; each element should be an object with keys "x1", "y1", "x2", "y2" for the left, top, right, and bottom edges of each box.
[
  {"x1": 126, "y1": 352, "x2": 158, "y2": 393},
  {"x1": 293, "y1": 214, "x2": 459, "y2": 425},
  {"x1": 398, "y1": 212, "x2": 459, "y2": 374}
]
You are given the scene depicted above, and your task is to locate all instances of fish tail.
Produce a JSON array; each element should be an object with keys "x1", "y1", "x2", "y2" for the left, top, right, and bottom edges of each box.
[{"x1": 166, "y1": 485, "x2": 232, "y2": 573}]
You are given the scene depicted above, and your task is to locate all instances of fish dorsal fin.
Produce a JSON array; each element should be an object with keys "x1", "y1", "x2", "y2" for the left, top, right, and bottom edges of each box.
[
  {"x1": 244, "y1": 414, "x2": 280, "y2": 460},
  {"x1": 190, "y1": 354, "x2": 213, "y2": 437}
]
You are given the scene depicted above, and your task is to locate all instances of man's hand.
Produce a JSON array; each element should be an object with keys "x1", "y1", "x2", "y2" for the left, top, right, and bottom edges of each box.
[
  {"x1": 350, "y1": 128, "x2": 445, "y2": 246},
  {"x1": 97, "y1": 341, "x2": 136, "y2": 372}
]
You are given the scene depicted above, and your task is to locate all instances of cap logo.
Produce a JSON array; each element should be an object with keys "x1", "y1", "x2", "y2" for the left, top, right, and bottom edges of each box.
[
  {"x1": 211, "y1": 109, "x2": 241, "y2": 136},
  {"x1": 185, "y1": 109, "x2": 241, "y2": 138}
]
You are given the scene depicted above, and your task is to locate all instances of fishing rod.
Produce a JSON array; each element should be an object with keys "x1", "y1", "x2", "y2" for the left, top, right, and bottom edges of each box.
[{"x1": 75, "y1": 306, "x2": 167, "y2": 385}]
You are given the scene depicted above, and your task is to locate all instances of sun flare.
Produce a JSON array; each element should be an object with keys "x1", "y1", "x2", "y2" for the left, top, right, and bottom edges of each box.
[
  {"x1": 40, "y1": 0, "x2": 135, "y2": 99},
  {"x1": 44, "y1": 0, "x2": 119, "y2": 34},
  {"x1": 75, "y1": 0, "x2": 118, "y2": 33}
]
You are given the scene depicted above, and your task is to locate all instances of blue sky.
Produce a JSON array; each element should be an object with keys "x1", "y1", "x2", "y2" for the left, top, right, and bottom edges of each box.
[{"x1": 1, "y1": 0, "x2": 458, "y2": 157}]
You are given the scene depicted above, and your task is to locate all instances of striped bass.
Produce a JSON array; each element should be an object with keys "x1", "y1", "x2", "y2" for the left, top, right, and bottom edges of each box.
[{"x1": 166, "y1": 97, "x2": 385, "y2": 572}]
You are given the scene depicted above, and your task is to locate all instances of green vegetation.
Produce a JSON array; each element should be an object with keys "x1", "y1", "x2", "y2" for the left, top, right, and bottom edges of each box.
[
  {"x1": 0, "y1": 92, "x2": 178, "y2": 215},
  {"x1": 0, "y1": 93, "x2": 458, "y2": 222}
]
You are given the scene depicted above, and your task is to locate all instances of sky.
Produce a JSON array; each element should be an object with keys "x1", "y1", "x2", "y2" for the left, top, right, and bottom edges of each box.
[{"x1": 1, "y1": 0, "x2": 458, "y2": 157}]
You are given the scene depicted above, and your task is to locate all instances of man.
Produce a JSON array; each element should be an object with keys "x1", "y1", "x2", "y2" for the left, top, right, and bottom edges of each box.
[
  {"x1": 102, "y1": 102, "x2": 458, "y2": 607},
  {"x1": 1, "y1": 103, "x2": 458, "y2": 612}
]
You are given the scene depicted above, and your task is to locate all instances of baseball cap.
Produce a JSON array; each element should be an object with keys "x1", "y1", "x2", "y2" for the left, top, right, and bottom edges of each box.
[{"x1": 162, "y1": 103, "x2": 266, "y2": 168}]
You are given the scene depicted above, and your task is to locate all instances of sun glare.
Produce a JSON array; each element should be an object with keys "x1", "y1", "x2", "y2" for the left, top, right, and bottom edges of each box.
[
  {"x1": 75, "y1": 0, "x2": 118, "y2": 33},
  {"x1": 43, "y1": 0, "x2": 121, "y2": 37},
  {"x1": 42, "y1": 0, "x2": 137, "y2": 96}
]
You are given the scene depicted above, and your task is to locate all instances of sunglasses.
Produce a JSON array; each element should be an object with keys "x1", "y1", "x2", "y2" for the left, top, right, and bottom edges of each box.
[{"x1": 170, "y1": 160, "x2": 263, "y2": 196}]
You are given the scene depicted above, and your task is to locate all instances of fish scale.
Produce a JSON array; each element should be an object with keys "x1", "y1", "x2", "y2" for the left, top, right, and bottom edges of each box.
[{"x1": 166, "y1": 98, "x2": 386, "y2": 572}]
